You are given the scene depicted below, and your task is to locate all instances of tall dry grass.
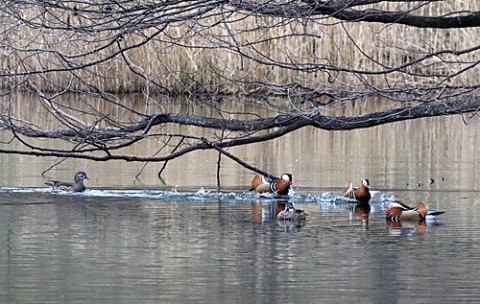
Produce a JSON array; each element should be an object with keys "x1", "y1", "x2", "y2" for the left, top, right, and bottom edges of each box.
[{"x1": 0, "y1": 1, "x2": 479, "y2": 94}]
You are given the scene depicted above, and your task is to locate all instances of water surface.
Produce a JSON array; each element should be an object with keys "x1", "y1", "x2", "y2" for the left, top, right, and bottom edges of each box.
[{"x1": 0, "y1": 187, "x2": 478, "y2": 303}]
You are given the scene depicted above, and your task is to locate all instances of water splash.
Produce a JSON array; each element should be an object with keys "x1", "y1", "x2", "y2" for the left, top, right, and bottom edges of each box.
[{"x1": 0, "y1": 186, "x2": 396, "y2": 205}]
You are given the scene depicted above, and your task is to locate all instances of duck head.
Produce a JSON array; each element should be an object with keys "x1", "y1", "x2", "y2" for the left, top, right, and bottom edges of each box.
[
  {"x1": 416, "y1": 202, "x2": 428, "y2": 219},
  {"x1": 281, "y1": 173, "x2": 293, "y2": 185},
  {"x1": 74, "y1": 171, "x2": 89, "y2": 183},
  {"x1": 361, "y1": 179, "x2": 370, "y2": 188}
]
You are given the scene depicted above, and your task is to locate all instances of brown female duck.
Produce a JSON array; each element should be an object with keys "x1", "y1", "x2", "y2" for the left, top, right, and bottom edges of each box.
[{"x1": 45, "y1": 171, "x2": 89, "y2": 192}]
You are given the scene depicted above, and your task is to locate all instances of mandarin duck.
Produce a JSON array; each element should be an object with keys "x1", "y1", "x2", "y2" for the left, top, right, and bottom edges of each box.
[
  {"x1": 385, "y1": 201, "x2": 445, "y2": 222},
  {"x1": 343, "y1": 178, "x2": 371, "y2": 205},
  {"x1": 45, "y1": 171, "x2": 89, "y2": 192},
  {"x1": 277, "y1": 201, "x2": 307, "y2": 221},
  {"x1": 250, "y1": 173, "x2": 293, "y2": 195}
]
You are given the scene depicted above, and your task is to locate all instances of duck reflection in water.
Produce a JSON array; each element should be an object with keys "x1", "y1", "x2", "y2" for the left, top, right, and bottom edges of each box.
[
  {"x1": 277, "y1": 216, "x2": 307, "y2": 232},
  {"x1": 250, "y1": 199, "x2": 289, "y2": 224},
  {"x1": 386, "y1": 218, "x2": 428, "y2": 236},
  {"x1": 349, "y1": 202, "x2": 371, "y2": 229}
]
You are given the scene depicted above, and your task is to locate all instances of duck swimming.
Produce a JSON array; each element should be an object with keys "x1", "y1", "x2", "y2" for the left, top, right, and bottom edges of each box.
[{"x1": 45, "y1": 171, "x2": 89, "y2": 192}]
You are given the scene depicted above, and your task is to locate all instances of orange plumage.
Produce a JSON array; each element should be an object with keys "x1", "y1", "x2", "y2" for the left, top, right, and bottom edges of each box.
[
  {"x1": 344, "y1": 179, "x2": 371, "y2": 205},
  {"x1": 250, "y1": 173, "x2": 293, "y2": 195},
  {"x1": 385, "y1": 201, "x2": 444, "y2": 221}
]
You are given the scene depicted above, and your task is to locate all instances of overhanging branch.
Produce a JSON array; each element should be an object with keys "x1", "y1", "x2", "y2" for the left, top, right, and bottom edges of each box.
[{"x1": 0, "y1": 97, "x2": 478, "y2": 162}]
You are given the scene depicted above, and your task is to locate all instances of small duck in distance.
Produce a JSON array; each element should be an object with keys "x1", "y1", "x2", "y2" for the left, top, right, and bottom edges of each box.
[
  {"x1": 343, "y1": 178, "x2": 371, "y2": 205},
  {"x1": 45, "y1": 171, "x2": 89, "y2": 192},
  {"x1": 250, "y1": 173, "x2": 293, "y2": 195},
  {"x1": 385, "y1": 201, "x2": 445, "y2": 222},
  {"x1": 277, "y1": 201, "x2": 307, "y2": 221}
]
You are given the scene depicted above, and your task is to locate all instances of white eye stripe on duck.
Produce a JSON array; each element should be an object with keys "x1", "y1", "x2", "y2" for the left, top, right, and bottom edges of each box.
[
  {"x1": 388, "y1": 202, "x2": 409, "y2": 210},
  {"x1": 281, "y1": 173, "x2": 293, "y2": 182},
  {"x1": 390, "y1": 200, "x2": 419, "y2": 210}
]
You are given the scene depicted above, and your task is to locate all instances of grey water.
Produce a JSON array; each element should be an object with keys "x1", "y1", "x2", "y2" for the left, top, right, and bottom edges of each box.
[{"x1": 0, "y1": 187, "x2": 478, "y2": 304}]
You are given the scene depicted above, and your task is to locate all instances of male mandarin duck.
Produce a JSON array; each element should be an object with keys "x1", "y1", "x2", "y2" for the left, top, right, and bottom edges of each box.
[
  {"x1": 385, "y1": 201, "x2": 445, "y2": 221},
  {"x1": 45, "y1": 171, "x2": 89, "y2": 192},
  {"x1": 277, "y1": 201, "x2": 307, "y2": 221},
  {"x1": 343, "y1": 178, "x2": 371, "y2": 205},
  {"x1": 250, "y1": 173, "x2": 293, "y2": 195}
]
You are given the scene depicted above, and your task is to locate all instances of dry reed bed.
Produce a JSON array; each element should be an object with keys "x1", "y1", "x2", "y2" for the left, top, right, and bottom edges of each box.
[{"x1": 0, "y1": 1, "x2": 478, "y2": 94}]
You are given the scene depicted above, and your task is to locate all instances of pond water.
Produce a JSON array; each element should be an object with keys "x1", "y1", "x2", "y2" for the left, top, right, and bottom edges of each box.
[
  {"x1": 0, "y1": 188, "x2": 478, "y2": 304},
  {"x1": 0, "y1": 97, "x2": 479, "y2": 303}
]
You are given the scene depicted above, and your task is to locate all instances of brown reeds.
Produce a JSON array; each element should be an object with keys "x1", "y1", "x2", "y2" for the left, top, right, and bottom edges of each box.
[{"x1": 0, "y1": 1, "x2": 479, "y2": 94}]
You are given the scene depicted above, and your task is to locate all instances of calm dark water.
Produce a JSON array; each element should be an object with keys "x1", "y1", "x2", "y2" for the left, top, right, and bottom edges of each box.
[{"x1": 0, "y1": 188, "x2": 478, "y2": 304}]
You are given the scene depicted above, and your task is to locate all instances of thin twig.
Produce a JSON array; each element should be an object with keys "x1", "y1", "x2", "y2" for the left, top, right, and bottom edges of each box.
[
  {"x1": 41, "y1": 159, "x2": 68, "y2": 176},
  {"x1": 158, "y1": 137, "x2": 185, "y2": 179},
  {"x1": 201, "y1": 137, "x2": 278, "y2": 180}
]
